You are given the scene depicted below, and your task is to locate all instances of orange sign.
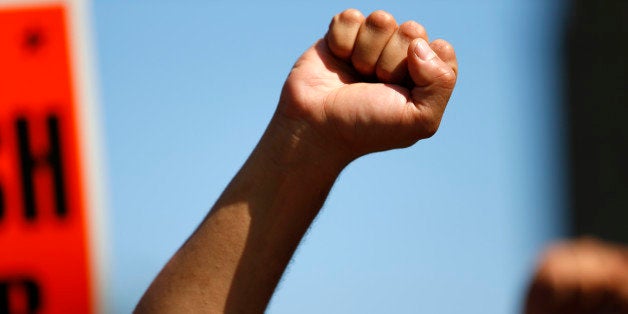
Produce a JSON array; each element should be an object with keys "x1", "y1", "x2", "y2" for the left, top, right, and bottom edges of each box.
[{"x1": 0, "y1": 3, "x2": 103, "y2": 313}]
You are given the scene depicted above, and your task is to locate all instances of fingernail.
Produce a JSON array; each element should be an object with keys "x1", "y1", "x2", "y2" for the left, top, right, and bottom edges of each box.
[{"x1": 414, "y1": 39, "x2": 436, "y2": 61}]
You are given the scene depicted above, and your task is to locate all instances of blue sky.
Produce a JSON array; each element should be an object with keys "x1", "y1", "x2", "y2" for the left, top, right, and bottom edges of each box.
[{"x1": 92, "y1": 1, "x2": 567, "y2": 313}]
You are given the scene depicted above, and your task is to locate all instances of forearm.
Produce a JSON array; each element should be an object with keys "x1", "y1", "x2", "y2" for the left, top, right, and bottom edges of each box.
[
  {"x1": 136, "y1": 8, "x2": 458, "y2": 312},
  {"x1": 135, "y1": 113, "x2": 349, "y2": 313}
]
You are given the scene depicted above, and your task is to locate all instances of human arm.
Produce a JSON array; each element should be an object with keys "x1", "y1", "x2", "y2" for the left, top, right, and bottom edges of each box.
[{"x1": 135, "y1": 9, "x2": 458, "y2": 313}]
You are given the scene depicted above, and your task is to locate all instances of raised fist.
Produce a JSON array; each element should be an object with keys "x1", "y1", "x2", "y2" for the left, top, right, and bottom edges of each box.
[
  {"x1": 525, "y1": 238, "x2": 628, "y2": 314},
  {"x1": 277, "y1": 9, "x2": 458, "y2": 160}
]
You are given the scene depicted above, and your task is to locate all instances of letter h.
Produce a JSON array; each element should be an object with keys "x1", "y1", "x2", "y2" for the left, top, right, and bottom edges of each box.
[{"x1": 16, "y1": 115, "x2": 67, "y2": 221}]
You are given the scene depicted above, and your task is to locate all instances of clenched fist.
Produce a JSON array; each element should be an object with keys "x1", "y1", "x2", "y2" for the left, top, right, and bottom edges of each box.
[
  {"x1": 525, "y1": 238, "x2": 628, "y2": 314},
  {"x1": 275, "y1": 9, "x2": 458, "y2": 161},
  {"x1": 136, "y1": 9, "x2": 459, "y2": 313}
]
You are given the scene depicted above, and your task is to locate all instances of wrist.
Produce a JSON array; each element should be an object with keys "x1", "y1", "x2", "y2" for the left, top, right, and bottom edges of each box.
[{"x1": 255, "y1": 111, "x2": 352, "y2": 181}]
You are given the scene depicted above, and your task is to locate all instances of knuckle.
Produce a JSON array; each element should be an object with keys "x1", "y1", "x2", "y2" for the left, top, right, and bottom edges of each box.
[
  {"x1": 536, "y1": 244, "x2": 569, "y2": 277},
  {"x1": 398, "y1": 21, "x2": 426, "y2": 40},
  {"x1": 440, "y1": 42, "x2": 455, "y2": 56},
  {"x1": 537, "y1": 255, "x2": 556, "y2": 276},
  {"x1": 366, "y1": 10, "x2": 397, "y2": 31},
  {"x1": 338, "y1": 8, "x2": 364, "y2": 24},
  {"x1": 432, "y1": 40, "x2": 458, "y2": 72},
  {"x1": 433, "y1": 39, "x2": 454, "y2": 51},
  {"x1": 432, "y1": 39, "x2": 456, "y2": 59}
]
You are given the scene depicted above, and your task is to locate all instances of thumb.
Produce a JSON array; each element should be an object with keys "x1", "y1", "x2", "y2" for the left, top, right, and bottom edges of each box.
[
  {"x1": 407, "y1": 38, "x2": 457, "y2": 101},
  {"x1": 406, "y1": 38, "x2": 457, "y2": 135}
]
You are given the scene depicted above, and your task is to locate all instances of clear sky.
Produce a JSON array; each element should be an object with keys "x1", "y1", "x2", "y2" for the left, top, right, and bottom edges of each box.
[{"x1": 92, "y1": 0, "x2": 567, "y2": 313}]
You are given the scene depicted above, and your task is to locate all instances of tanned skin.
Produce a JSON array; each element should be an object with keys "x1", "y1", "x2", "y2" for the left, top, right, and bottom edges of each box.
[
  {"x1": 525, "y1": 238, "x2": 628, "y2": 314},
  {"x1": 135, "y1": 9, "x2": 458, "y2": 313},
  {"x1": 134, "y1": 8, "x2": 628, "y2": 314}
]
